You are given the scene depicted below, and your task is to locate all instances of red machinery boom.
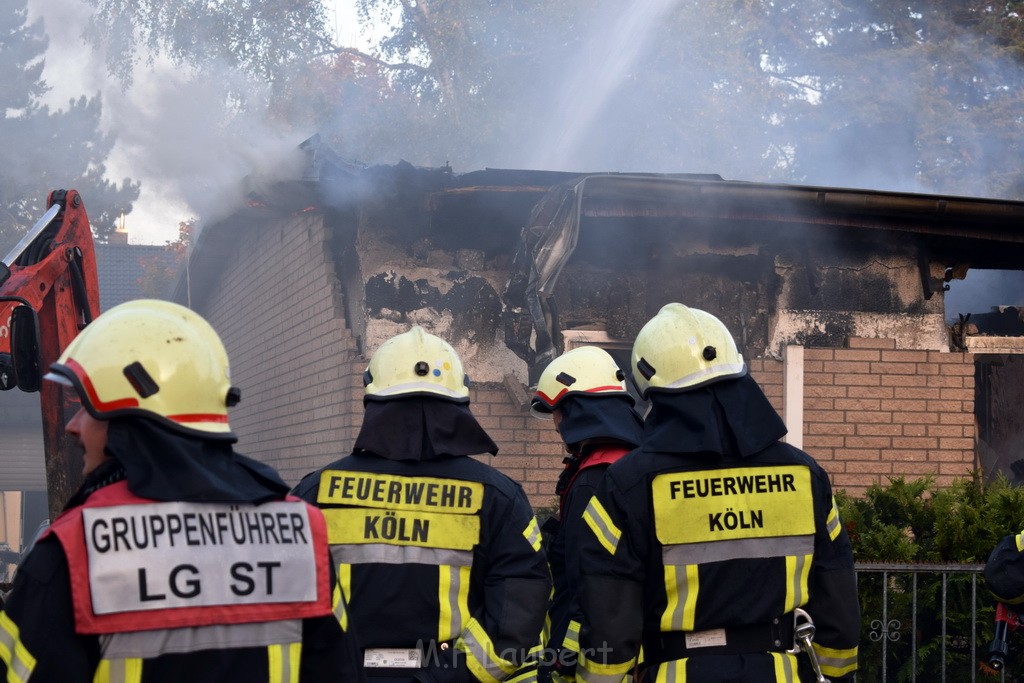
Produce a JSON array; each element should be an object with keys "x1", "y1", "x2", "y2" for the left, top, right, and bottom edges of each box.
[{"x1": 0, "y1": 189, "x2": 101, "y2": 517}]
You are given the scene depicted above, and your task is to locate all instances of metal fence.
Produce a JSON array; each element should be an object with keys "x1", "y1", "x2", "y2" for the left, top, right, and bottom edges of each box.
[{"x1": 855, "y1": 562, "x2": 1007, "y2": 682}]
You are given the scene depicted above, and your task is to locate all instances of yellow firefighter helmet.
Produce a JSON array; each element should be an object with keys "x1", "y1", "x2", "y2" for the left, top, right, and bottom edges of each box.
[
  {"x1": 631, "y1": 303, "x2": 746, "y2": 398},
  {"x1": 44, "y1": 299, "x2": 238, "y2": 439},
  {"x1": 531, "y1": 345, "x2": 631, "y2": 417},
  {"x1": 363, "y1": 326, "x2": 470, "y2": 403}
]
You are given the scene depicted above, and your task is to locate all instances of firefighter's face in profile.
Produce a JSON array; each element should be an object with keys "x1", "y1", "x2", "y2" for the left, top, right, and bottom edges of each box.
[{"x1": 66, "y1": 407, "x2": 111, "y2": 476}]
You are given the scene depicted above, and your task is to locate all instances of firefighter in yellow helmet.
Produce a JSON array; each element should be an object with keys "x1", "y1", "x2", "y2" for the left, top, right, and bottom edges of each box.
[
  {"x1": 530, "y1": 347, "x2": 642, "y2": 682},
  {"x1": 575, "y1": 303, "x2": 859, "y2": 682},
  {"x1": 0, "y1": 300, "x2": 362, "y2": 683},
  {"x1": 293, "y1": 326, "x2": 551, "y2": 682}
]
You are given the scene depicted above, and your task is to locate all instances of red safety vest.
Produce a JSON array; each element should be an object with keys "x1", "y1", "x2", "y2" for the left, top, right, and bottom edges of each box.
[{"x1": 47, "y1": 480, "x2": 332, "y2": 635}]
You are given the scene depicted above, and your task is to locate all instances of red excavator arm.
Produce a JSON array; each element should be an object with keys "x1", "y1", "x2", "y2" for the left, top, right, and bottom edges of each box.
[{"x1": 0, "y1": 189, "x2": 100, "y2": 516}]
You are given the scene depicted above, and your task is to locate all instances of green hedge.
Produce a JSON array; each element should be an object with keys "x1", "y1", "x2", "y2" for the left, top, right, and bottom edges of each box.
[
  {"x1": 838, "y1": 473, "x2": 1024, "y2": 564},
  {"x1": 837, "y1": 474, "x2": 1024, "y2": 681}
]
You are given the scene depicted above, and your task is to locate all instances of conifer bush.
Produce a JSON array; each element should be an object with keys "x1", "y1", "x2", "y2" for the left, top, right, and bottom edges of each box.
[{"x1": 838, "y1": 474, "x2": 1024, "y2": 680}]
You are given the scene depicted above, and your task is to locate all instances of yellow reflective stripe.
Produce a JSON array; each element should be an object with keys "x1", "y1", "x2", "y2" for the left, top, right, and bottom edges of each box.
[
  {"x1": 331, "y1": 583, "x2": 348, "y2": 632},
  {"x1": 826, "y1": 497, "x2": 842, "y2": 541},
  {"x1": 562, "y1": 619, "x2": 582, "y2": 653},
  {"x1": 523, "y1": 517, "x2": 543, "y2": 552},
  {"x1": 770, "y1": 652, "x2": 797, "y2": 682},
  {"x1": 577, "y1": 646, "x2": 634, "y2": 683},
  {"x1": 654, "y1": 658, "x2": 686, "y2": 683},
  {"x1": 332, "y1": 562, "x2": 351, "y2": 631},
  {"x1": 661, "y1": 565, "x2": 701, "y2": 631},
  {"x1": 92, "y1": 658, "x2": 142, "y2": 683},
  {"x1": 267, "y1": 642, "x2": 302, "y2": 683},
  {"x1": 0, "y1": 611, "x2": 37, "y2": 683},
  {"x1": 1016, "y1": 531, "x2": 1024, "y2": 553},
  {"x1": 813, "y1": 642, "x2": 858, "y2": 677},
  {"x1": 682, "y1": 565, "x2": 699, "y2": 631},
  {"x1": 457, "y1": 617, "x2": 518, "y2": 682},
  {"x1": 783, "y1": 555, "x2": 812, "y2": 612},
  {"x1": 438, "y1": 564, "x2": 471, "y2": 641},
  {"x1": 661, "y1": 565, "x2": 680, "y2": 631},
  {"x1": 582, "y1": 497, "x2": 621, "y2": 556}
]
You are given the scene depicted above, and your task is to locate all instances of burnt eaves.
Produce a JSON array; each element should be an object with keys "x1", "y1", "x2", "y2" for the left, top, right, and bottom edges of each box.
[{"x1": 574, "y1": 175, "x2": 1024, "y2": 241}]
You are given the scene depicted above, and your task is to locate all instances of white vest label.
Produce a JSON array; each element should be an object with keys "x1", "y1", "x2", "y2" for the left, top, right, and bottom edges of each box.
[{"x1": 83, "y1": 500, "x2": 319, "y2": 614}]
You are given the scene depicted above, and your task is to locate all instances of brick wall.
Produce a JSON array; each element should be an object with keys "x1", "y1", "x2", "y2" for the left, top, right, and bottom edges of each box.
[
  {"x1": 467, "y1": 385, "x2": 564, "y2": 510},
  {"x1": 198, "y1": 214, "x2": 365, "y2": 485},
  {"x1": 749, "y1": 358, "x2": 784, "y2": 414},
  {"x1": 802, "y1": 337, "x2": 976, "y2": 497}
]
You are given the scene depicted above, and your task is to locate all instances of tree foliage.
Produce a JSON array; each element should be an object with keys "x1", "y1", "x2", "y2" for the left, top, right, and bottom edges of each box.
[
  {"x1": 136, "y1": 219, "x2": 193, "y2": 299},
  {"x1": 0, "y1": 0, "x2": 139, "y2": 255},
  {"x1": 80, "y1": 0, "x2": 1024, "y2": 198},
  {"x1": 84, "y1": 0, "x2": 332, "y2": 88}
]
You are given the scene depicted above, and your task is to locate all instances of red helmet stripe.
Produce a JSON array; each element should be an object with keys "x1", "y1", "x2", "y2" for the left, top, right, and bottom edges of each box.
[
  {"x1": 168, "y1": 413, "x2": 230, "y2": 424},
  {"x1": 536, "y1": 384, "x2": 625, "y2": 407},
  {"x1": 65, "y1": 359, "x2": 140, "y2": 411}
]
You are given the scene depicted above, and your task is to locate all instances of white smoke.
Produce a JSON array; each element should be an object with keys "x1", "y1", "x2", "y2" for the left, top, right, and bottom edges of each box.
[{"x1": 27, "y1": 0, "x2": 309, "y2": 244}]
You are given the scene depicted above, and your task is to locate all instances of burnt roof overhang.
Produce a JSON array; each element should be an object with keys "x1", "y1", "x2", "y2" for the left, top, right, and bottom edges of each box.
[{"x1": 497, "y1": 173, "x2": 1024, "y2": 372}]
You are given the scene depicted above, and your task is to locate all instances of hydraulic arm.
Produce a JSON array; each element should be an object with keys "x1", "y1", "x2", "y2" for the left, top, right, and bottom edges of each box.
[{"x1": 0, "y1": 190, "x2": 100, "y2": 517}]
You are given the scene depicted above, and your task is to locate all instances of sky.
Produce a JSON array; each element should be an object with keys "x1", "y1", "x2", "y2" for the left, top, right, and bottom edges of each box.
[{"x1": 26, "y1": 0, "x2": 364, "y2": 245}]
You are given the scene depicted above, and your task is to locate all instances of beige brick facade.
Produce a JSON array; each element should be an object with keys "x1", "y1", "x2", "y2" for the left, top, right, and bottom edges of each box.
[{"x1": 799, "y1": 340, "x2": 975, "y2": 497}]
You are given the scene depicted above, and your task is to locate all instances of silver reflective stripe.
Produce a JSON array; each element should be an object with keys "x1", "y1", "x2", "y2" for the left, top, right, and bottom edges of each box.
[
  {"x1": 789, "y1": 555, "x2": 808, "y2": 606},
  {"x1": 817, "y1": 650, "x2": 858, "y2": 672},
  {"x1": 108, "y1": 660, "x2": 126, "y2": 683},
  {"x1": 780, "y1": 652, "x2": 796, "y2": 682},
  {"x1": 442, "y1": 565, "x2": 466, "y2": 637},
  {"x1": 582, "y1": 498, "x2": 620, "y2": 555},
  {"x1": 2, "y1": 646, "x2": 33, "y2": 683},
  {"x1": 99, "y1": 620, "x2": 302, "y2": 659},
  {"x1": 523, "y1": 518, "x2": 542, "y2": 552},
  {"x1": 278, "y1": 643, "x2": 294, "y2": 683},
  {"x1": 666, "y1": 568, "x2": 687, "y2": 630},
  {"x1": 9, "y1": 657, "x2": 33, "y2": 683},
  {"x1": 662, "y1": 535, "x2": 814, "y2": 565},
  {"x1": 826, "y1": 510, "x2": 841, "y2": 540},
  {"x1": 332, "y1": 543, "x2": 473, "y2": 566}
]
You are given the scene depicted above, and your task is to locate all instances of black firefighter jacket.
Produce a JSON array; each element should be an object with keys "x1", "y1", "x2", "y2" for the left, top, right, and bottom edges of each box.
[
  {"x1": 985, "y1": 529, "x2": 1024, "y2": 605},
  {"x1": 293, "y1": 450, "x2": 551, "y2": 683},
  {"x1": 543, "y1": 446, "x2": 631, "y2": 683},
  {"x1": 0, "y1": 453, "x2": 363, "y2": 683},
  {"x1": 575, "y1": 376, "x2": 860, "y2": 683}
]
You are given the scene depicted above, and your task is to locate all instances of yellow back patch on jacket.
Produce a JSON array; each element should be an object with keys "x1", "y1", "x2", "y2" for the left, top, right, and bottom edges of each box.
[
  {"x1": 317, "y1": 471, "x2": 484, "y2": 550},
  {"x1": 653, "y1": 465, "x2": 814, "y2": 544}
]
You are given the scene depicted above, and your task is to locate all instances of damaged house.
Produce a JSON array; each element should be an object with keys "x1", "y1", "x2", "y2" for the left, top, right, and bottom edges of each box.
[{"x1": 173, "y1": 136, "x2": 1024, "y2": 506}]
